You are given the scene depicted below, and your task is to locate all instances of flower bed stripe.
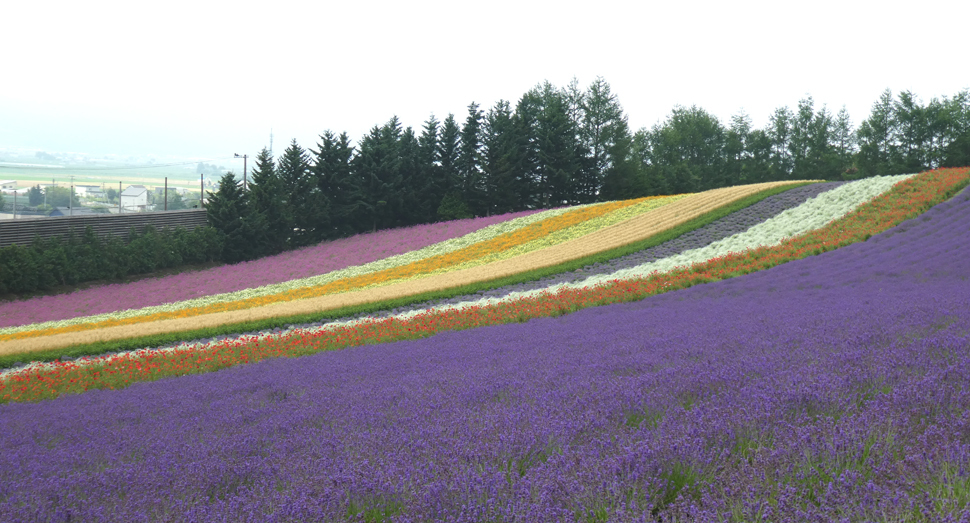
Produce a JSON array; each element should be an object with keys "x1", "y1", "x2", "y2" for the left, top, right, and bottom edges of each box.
[
  {"x1": 0, "y1": 210, "x2": 550, "y2": 328},
  {"x1": 0, "y1": 182, "x2": 804, "y2": 354},
  {"x1": 0, "y1": 206, "x2": 574, "y2": 331},
  {"x1": 2, "y1": 169, "x2": 964, "y2": 403},
  {"x1": 421, "y1": 194, "x2": 688, "y2": 275},
  {"x1": 0, "y1": 197, "x2": 657, "y2": 341}
]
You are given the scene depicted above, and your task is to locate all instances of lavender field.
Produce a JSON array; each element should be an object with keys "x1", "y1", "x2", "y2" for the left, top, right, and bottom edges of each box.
[{"x1": 2, "y1": 189, "x2": 970, "y2": 521}]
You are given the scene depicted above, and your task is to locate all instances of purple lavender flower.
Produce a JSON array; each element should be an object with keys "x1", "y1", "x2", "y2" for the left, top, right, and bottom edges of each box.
[{"x1": 1, "y1": 188, "x2": 968, "y2": 521}]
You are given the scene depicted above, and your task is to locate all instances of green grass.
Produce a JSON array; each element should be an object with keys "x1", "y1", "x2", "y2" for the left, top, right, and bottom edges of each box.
[{"x1": 0, "y1": 183, "x2": 813, "y2": 369}]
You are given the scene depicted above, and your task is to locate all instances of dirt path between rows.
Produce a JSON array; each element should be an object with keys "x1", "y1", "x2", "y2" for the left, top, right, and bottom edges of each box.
[{"x1": 0, "y1": 181, "x2": 809, "y2": 356}]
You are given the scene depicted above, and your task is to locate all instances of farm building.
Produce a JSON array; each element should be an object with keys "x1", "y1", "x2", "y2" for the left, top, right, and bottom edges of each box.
[
  {"x1": 74, "y1": 185, "x2": 101, "y2": 197},
  {"x1": 120, "y1": 185, "x2": 149, "y2": 212}
]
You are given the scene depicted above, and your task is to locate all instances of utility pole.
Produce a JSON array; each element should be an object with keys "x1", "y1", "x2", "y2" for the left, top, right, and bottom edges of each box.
[
  {"x1": 70, "y1": 175, "x2": 74, "y2": 216},
  {"x1": 164, "y1": 177, "x2": 168, "y2": 211},
  {"x1": 234, "y1": 153, "x2": 248, "y2": 191}
]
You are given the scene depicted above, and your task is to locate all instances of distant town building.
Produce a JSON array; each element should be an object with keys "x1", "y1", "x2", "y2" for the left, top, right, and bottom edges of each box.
[
  {"x1": 0, "y1": 180, "x2": 17, "y2": 190},
  {"x1": 120, "y1": 185, "x2": 149, "y2": 212},
  {"x1": 74, "y1": 185, "x2": 100, "y2": 197}
]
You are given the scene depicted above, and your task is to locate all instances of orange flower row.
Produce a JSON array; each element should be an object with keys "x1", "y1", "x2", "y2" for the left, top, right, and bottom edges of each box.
[{"x1": 5, "y1": 168, "x2": 965, "y2": 403}]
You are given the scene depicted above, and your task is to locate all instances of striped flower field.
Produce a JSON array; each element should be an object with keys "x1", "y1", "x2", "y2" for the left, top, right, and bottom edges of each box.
[
  {"x1": 1, "y1": 168, "x2": 969, "y2": 521},
  {"x1": 0, "y1": 184, "x2": 783, "y2": 353}
]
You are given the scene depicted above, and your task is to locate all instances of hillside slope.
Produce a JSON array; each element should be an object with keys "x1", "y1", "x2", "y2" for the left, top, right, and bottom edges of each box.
[{"x1": 1, "y1": 180, "x2": 968, "y2": 520}]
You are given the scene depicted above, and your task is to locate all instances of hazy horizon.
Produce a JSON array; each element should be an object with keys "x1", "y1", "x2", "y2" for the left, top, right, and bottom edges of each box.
[{"x1": 2, "y1": 0, "x2": 967, "y2": 162}]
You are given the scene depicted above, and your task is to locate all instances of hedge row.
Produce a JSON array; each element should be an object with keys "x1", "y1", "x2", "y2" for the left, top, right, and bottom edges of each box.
[{"x1": 0, "y1": 225, "x2": 223, "y2": 295}]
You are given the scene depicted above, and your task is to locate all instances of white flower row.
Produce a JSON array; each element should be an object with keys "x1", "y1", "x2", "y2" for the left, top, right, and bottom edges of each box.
[
  {"x1": 408, "y1": 174, "x2": 914, "y2": 313},
  {"x1": 0, "y1": 202, "x2": 603, "y2": 335},
  {"x1": 0, "y1": 176, "x2": 908, "y2": 380},
  {"x1": 586, "y1": 173, "x2": 913, "y2": 284}
]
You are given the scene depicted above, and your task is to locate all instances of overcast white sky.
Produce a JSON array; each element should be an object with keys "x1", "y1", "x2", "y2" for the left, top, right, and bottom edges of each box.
[{"x1": 1, "y1": 0, "x2": 967, "y2": 165}]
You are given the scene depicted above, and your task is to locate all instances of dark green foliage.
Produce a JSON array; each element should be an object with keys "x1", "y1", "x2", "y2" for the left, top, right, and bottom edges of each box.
[
  {"x1": 533, "y1": 83, "x2": 580, "y2": 207},
  {"x1": 437, "y1": 114, "x2": 462, "y2": 200},
  {"x1": 354, "y1": 117, "x2": 407, "y2": 232},
  {"x1": 277, "y1": 139, "x2": 329, "y2": 247},
  {"x1": 832, "y1": 106, "x2": 856, "y2": 175},
  {"x1": 414, "y1": 115, "x2": 442, "y2": 224},
  {"x1": 0, "y1": 225, "x2": 222, "y2": 295},
  {"x1": 27, "y1": 185, "x2": 44, "y2": 206},
  {"x1": 646, "y1": 105, "x2": 726, "y2": 193},
  {"x1": 483, "y1": 99, "x2": 529, "y2": 214},
  {"x1": 788, "y1": 97, "x2": 841, "y2": 181},
  {"x1": 312, "y1": 131, "x2": 361, "y2": 238},
  {"x1": 166, "y1": 191, "x2": 187, "y2": 211},
  {"x1": 459, "y1": 103, "x2": 487, "y2": 216},
  {"x1": 206, "y1": 172, "x2": 258, "y2": 264},
  {"x1": 578, "y1": 77, "x2": 633, "y2": 202},
  {"x1": 397, "y1": 126, "x2": 424, "y2": 225},
  {"x1": 436, "y1": 192, "x2": 473, "y2": 221},
  {"x1": 599, "y1": 119, "x2": 639, "y2": 201},
  {"x1": 43, "y1": 186, "x2": 80, "y2": 208},
  {"x1": 942, "y1": 132, "x2": 970, "y2": 168}
]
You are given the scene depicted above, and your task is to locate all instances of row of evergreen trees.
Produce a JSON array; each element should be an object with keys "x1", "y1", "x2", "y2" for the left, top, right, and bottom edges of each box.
[
  {"x1": 0, "y1": 226, "x2": 223, "y2": 295},
  {"x1": 206, "y1": 79, "x2": 970, "y2": 263}
]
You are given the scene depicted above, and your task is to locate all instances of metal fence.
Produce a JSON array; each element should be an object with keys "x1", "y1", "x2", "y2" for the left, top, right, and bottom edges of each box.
[{"x1": 0, "y1": 209, "x2": 208, "y2": 248}]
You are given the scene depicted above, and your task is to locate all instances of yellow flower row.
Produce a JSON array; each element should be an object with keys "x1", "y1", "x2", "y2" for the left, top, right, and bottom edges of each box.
[
  {"x1": 422, "y1": 194, "x2": 688, "y2": 276},
  {"x1": 3, "y1": 197, "x2": 662, "y2": 342}
]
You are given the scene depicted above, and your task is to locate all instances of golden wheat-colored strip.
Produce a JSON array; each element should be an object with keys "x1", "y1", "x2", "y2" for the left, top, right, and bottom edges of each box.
[{"x1": 0, "y1": 181, "x2": 810, "y2": 356}]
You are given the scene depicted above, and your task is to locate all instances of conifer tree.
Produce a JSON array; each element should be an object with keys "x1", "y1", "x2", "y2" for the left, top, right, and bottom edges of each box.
[
  {"x1": 246, "y1": 147, "x2": 286, "y2": 255},
  {"x1": 277, "y1": 139, "x2": 328, "y2": 247},
  {"x1": 417, "y1": 115, "x2": 441, "y2": 223},
  {"x1": 832, "y1": 107, "x2": 856, "y2": 176},
  {"x1": 436, "y1": 114, "x2": 462, "y2": 219},
  {"x1": 354, "y1": 117, "x2": 404, "y2": 231},
  {"x1": 857, "y1": 89, "x2": 896, "y2": 177},
  {"x1": 311, "y1": 131, "x2": 360, "y2": 238},
  {"x1": 483, "y1": 100, "x2": 528, "y2": 214},
  {"x1": 206, "y1": 172, "x2": 256, "y2": 263},
  {"x1": 534, "y1": 83, "x2": 579, "y2": 207},
  {"x1": 580, "y1": 77, "x2": 636, "y2": 201},
  {"x1": 398, "y1": 126, "x2": 423, "y2": 225},
  {"x1": 459, "y1": 103, "x2": 486, "y2": 215}
]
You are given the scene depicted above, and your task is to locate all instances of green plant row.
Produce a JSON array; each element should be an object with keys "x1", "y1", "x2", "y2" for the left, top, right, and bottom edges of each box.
[
  {"x1": 0, "y1": 183, "x2": 811, "y2": 369},
  {"x1": 0, "y1": 225, "x2": 223, "y2": 296}
]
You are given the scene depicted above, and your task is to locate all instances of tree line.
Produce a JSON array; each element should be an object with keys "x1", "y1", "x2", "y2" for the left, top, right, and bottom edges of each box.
[
  {"x1": 207, "y1": 79, "x2": 970, "y2": 262},
  {"x1": 0, "y1": 225, "x2": 223, "y2": 295}
]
